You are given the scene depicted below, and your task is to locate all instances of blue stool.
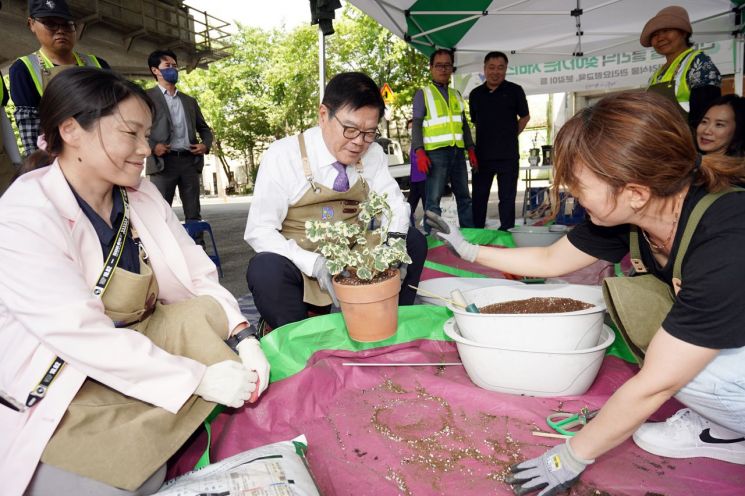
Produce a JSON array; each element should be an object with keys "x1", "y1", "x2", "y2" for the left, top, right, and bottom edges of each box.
[{"x1": 183, "y1": 220, "x2": 223, "y2": 277}]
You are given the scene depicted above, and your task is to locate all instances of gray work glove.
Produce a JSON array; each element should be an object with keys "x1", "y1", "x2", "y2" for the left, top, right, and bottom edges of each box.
[
  {"x1": 312, "y1": 256, "x2": 340, "y2": 307},
  {"x1": 195, "y1": 360, "x2": 256, "y2": 408},
  {"x1": 424, "y1": 211, "x2": 479, "y2": 263},
  {"x1": 506, "y1": 440, "x2": 593, "y2": 496},
  {"x1": 398, "y1": 262, "x2": 408, "y2": 282}
]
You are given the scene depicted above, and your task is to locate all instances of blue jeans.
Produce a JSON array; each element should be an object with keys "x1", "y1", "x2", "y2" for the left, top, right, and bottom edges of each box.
[
  {"x1": 424, "y1": 146, "x2": 473, "y2": 233},
  {"x1": 674, "y1": 345, "x2": 745, "y2": 434}
]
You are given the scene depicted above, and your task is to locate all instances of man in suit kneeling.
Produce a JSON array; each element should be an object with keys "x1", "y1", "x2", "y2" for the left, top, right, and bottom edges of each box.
[{"x1": 145, "y1": 49, "x2": 213, "y2": 223}]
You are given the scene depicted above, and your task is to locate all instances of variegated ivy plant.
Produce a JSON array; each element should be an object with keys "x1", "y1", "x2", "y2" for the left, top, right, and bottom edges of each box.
[{"x1": 305, "y1": 191, "x2": 411, "y2": 281}]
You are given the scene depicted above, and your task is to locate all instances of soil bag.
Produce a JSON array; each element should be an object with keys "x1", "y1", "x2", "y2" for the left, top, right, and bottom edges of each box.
[{"x1": 157, "y1": 435, "x2": 319, "y2": 495}]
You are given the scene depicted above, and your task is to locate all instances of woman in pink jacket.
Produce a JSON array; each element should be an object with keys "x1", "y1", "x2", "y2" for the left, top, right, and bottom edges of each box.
[{"x1": 0, "y1": 68, "x2": 270, "y2": 495}]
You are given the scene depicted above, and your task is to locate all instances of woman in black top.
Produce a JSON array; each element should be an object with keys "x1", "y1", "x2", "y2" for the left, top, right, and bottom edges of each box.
[{"x1": 427, "y1": 91, "x2": 745, "y2": 495}]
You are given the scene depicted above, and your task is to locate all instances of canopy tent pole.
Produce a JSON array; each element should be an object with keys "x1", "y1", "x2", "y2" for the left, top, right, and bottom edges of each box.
[
  {"x1": 319, "y1": 27, "x2": 326, "y2": 102},
  {"x1": 736, "y1": 35, "x2": 744, "y2": 96},
  {"x1": 309, "y1": 0, "x2": 342, "y2": 103}
]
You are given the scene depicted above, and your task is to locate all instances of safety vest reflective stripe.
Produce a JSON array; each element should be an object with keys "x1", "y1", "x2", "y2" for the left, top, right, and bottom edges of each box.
[
  {"x1": 423, "y1": 134, "x2": 463, "y2": 144},
  {"x1": 648, "y1": 48, "x2": 700, "y2": 108},
  {"x1": 423, "y1": 114, "x2": 462, "y2": 127},
  {"x1": 18, "y1": 51, "x2": 103, "y2": 96},
  {"x1": 421, "y1": 83, "x2": 465, "y2": 151},
  {"x1": 423, "y1": 85, "x2": 439, "y2": 119}
]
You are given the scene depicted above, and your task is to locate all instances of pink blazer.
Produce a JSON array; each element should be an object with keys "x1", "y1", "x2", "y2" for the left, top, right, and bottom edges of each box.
[{"x1": 0, "y1": 162, "x2": 246, "y2": 495}]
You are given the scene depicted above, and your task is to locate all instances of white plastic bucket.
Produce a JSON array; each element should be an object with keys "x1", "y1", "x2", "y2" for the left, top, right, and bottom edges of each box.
[
  {"x1": 450, "y1": 284, "x2": 606, "y2": 351},
  {"x1": 445, "y1": 318, "x2": 615, "y2": 397}
]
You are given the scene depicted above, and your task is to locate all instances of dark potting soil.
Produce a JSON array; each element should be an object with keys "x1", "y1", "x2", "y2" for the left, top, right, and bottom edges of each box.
[
  {"x1": 479, "y1": 297, "x2": 593, "y2": 314},
  {"x1": 334, "y1": 268, "x2": 397, "y2": 286}
]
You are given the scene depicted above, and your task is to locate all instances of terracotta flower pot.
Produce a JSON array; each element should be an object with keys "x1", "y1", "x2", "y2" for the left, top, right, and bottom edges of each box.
[{"x1": 332, "y1": 270, "x2": 401, "y2": 342}]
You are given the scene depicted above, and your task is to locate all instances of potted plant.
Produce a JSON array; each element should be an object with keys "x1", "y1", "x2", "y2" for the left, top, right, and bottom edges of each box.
[{"x1": 305, "y1": 191, "x2": 412, "y2": 342}]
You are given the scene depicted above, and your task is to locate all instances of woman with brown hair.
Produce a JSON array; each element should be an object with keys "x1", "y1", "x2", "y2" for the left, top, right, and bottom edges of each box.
[{"x1": 426, "y1": 90, "x2": 745, "y2": 494}]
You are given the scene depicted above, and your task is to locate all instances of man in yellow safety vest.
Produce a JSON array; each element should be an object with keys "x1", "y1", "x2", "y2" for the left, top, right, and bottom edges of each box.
[
  {"x1": 9, "y1": 0, "x2": 109, "y2": 156},
  {"x1": 411, "y1": 49, "x2": 476, "y2": 233},
  {"x1": 1, "y1": 77, "x2": 22, "y2": 195}
]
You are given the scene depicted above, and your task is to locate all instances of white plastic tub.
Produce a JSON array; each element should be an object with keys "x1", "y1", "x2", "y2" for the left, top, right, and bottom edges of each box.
[
  {"x1": 445, "y1": 318, "x2": 614, "y2": 397},
  {"x1": 450, "y1": 284, "x2": 606, "y2": 351},
  {"x1": 416, "y1": 277, "x2": 524, "y2": 307},
  {"x1": 509, "y1": 225, "x2": 568, "y2": 247}
]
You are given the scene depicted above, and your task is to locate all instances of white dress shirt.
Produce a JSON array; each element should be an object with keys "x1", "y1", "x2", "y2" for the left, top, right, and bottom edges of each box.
[
  {"x1": 158, "y1": 84, "x2": 190, "y2": 151},
  {"x1": 244, "y1": 126, "x2": 410, "y2": 277}
]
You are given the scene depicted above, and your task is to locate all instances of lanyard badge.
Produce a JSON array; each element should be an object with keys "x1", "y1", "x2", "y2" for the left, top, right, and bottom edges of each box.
[{"x1": 25, "y1": 187, "x2": 130, "y2": 408}]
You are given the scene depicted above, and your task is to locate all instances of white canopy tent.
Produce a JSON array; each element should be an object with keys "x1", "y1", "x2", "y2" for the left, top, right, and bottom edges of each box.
[{"x1": 346, "y1": 0, "x2": 744, "y2": 94}]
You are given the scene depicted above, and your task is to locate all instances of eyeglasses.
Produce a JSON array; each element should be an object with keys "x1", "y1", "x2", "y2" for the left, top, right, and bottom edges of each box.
[
  {"x1": 33, "y1": 18, "x2": 76, "y2": 33},
  {"x1": 433, "y1": 63, "x2": 454, "y2": 71},
  {"x1": 333, "y1": 114, "x2": 380, "y2": 143}
]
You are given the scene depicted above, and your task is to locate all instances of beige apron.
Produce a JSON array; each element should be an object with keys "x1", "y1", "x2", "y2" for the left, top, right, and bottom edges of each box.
[
  {"x1": 602, "y1": 189, "x2": 740, "y2": 364},
  {"x1": 40, "y1": 234, "x2": 239, "y2": 491},
  {"x1": 280, "y1": 133, "x2": 371, "y2": 306},
  {"x1": 41, "y1": 63, "x2": 79, "y2": 91},
  {"x1": 647, "y1": 51, "x2": 692, "y2": 120}
]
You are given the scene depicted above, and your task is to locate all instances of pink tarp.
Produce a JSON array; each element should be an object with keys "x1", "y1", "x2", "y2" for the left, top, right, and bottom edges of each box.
[{"x1": 168, "y1": 340, "x2": 745, "y2": 495}]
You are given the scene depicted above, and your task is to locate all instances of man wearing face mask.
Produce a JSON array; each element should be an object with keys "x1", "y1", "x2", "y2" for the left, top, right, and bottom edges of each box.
[{"x1": 145, "y1": 49, "x2": 213, "y2": 224}]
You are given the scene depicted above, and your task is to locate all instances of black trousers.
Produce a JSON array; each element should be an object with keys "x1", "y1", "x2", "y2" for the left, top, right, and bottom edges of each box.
[
  {"x1": 246, "y1": 225, "x2": 427, "y2": 329},
  {"x1": 472, "y1": 158, "x2": 519, "y2": 230},
  {"x1": 407, "y1": 180, "x2": 426, "y2": 226},
  {"x1": 149, "y1": 154, "x2": 202, "y2": 221}
]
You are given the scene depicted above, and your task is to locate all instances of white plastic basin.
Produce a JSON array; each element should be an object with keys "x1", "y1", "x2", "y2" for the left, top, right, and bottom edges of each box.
[
  {"x1": 416, "y1": 277, "x2": 524, "y2": 307},
  {"x1": 450, "y1": 284, "x2": 606, "y2": 351},
  {"x1": 445, "y1": 318, "x2": 614, "y2": 397},
  {"x1": 509, "y1": 225, "x2": 568, "y2": 247}
]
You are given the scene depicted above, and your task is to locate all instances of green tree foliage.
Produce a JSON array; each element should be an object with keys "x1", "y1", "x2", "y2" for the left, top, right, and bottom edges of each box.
[
  {"x1": 264, "y1": 24, "x2": 321, "y2": 135},
  {"x1": 177, "y1": 6, "x2": 429, "y2": 189},
  {"x1": 179, "y1": 26, "x2": 274, "y2": 189},
  {"x1": 328, "y1": 5, "x2": 428, "y2": 107}
]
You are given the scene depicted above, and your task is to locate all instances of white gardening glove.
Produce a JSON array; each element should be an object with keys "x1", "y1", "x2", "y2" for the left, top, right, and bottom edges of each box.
[
  {"x1": 506, "y1": 440, "x2": 593, "y2": 496},
  {"x1": 236, "y1": 337, "x2": 270, "y2": 401},
  {"x1": 312, "y1": 256, "x2": 340, "y2": 307},
  {"x1": 195, "y1": 360, "x2": 256, "y2": 408},
  {"x1": 424, "y1": 211, "x2": 479, "y2": 263}
]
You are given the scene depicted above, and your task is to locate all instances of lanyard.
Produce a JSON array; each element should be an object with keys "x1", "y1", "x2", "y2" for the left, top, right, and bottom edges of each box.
[{"x1": 25, "y1": 187, "x2": 130, "y2": 408}]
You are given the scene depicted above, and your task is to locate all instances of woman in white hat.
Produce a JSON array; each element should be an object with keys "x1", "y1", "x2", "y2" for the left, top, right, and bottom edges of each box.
[{"x1": 641, "y1": 5, "x2": 721, "y2": 126}]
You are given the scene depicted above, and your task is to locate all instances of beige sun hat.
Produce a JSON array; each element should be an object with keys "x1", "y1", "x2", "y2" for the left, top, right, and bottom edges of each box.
[{"x1": 640, "y1": 6, "x2": 692, "y2": 47}]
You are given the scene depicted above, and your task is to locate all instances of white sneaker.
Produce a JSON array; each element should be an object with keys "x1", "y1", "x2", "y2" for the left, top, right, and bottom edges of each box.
[{"x1": 632, "y1": 408, "x2": 745, "y2": 464}]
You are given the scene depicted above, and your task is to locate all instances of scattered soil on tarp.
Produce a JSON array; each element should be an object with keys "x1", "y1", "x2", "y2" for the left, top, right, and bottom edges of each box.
[
  {"x1": 366, "y1": 379, "x2": 532, "y2": 493},
  {"x1": 334, "y1": 268, "x2": 397, "y2": 286},
  {"x1": 480, "y1": 297, "x2": 593, "y2": 314},
  {"x1": 569, "y1": 481, "x2": 615, "y2": 496}
]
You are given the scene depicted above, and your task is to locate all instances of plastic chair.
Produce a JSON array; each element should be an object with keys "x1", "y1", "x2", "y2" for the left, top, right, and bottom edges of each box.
[{"x1": 183, "y1": 220, "x2": 223, "y2": 277}]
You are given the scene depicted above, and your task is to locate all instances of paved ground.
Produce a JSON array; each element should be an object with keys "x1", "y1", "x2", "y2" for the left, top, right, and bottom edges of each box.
[{"x1": 175, "y1": 185, "x2": 529, "y2": 299}]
